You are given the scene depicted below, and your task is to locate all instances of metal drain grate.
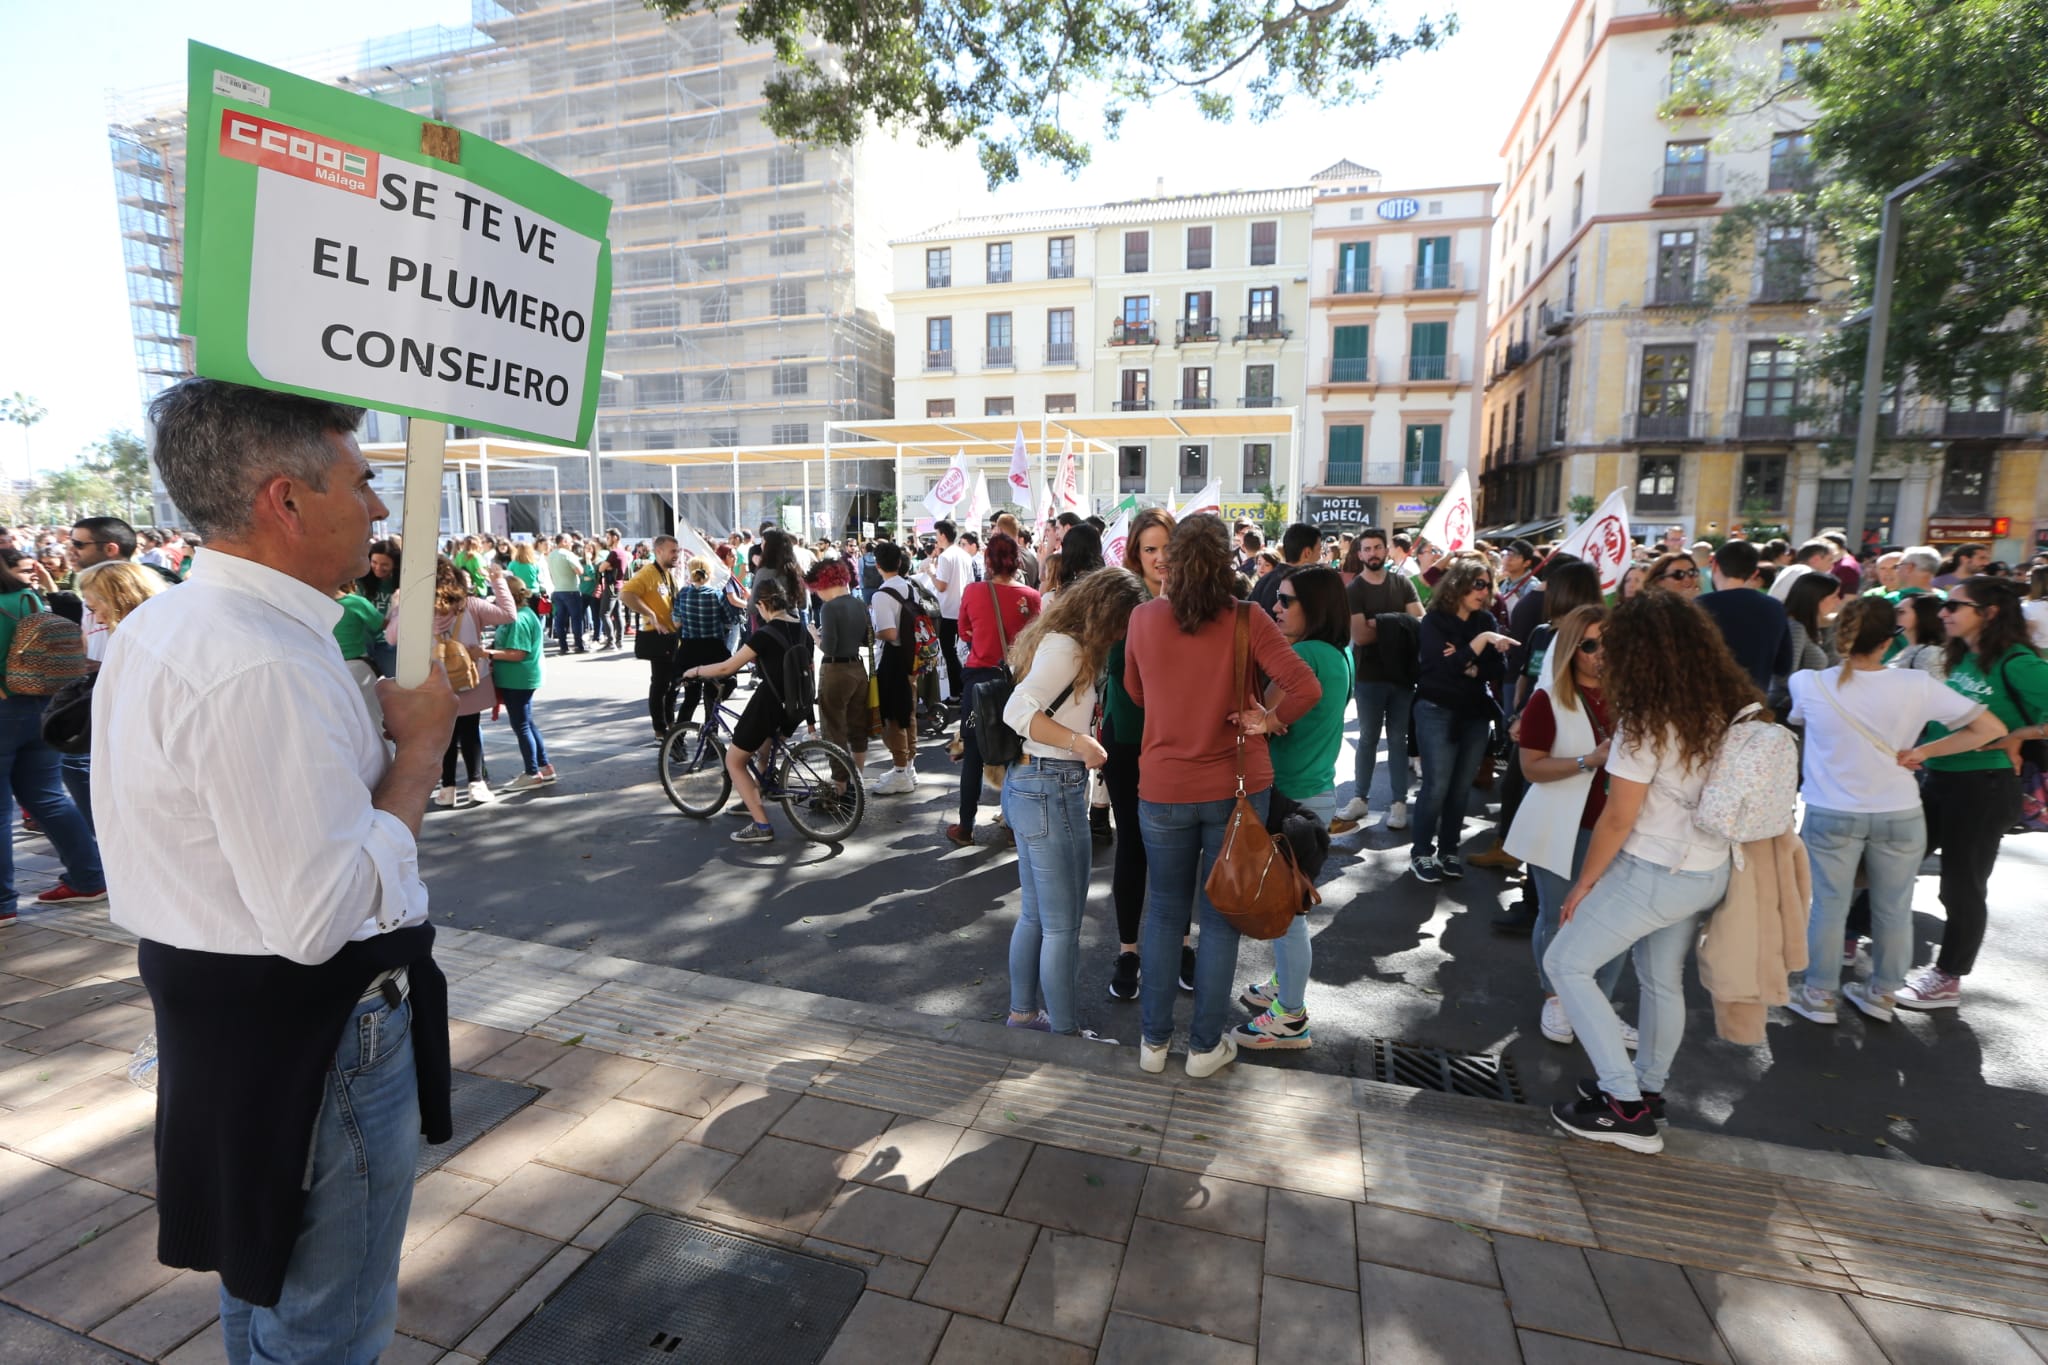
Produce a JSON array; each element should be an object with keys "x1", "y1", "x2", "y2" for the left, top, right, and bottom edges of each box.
[
  {"x1": 1368, "y1": 1039, "x2": 1524, "y2": 1104},
  {"x1": 415, "y1": 1071, "x2": 541, "y2": 1178},
  {"x1": 490, "y1": 1214, "x2": 865, "y2": 1364}
]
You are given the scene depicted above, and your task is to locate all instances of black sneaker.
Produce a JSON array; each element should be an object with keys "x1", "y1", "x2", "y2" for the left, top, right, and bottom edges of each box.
[
  {"x1": 1107, "y1": 952, "x2": 1141, "y2": 1001},
  {"x1": 1551, "y1": 1091, "x2": 1663, "y2": 1154},
  {"x1": 1491, "y1": 903, "x2": 1537, "y2": 937},
  {"x1": 1178, "y1": 944, "x2": 1197, "y2": 994},
  {"x1": 1090, "y1": 805, "x2": 1113, "y2": 846},
  {"x1": 1440, "y1": 855, "x2": 1465, "y2": 879},
  {"x1": 1576, "y1": 1077, "x2": 1666, "y2": 1125}
]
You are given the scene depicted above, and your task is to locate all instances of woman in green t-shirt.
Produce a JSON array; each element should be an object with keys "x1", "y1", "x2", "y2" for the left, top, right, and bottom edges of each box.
[
  {"x1": 1234, "y1": 566, "x2": 1352, "y2": 1053},
  {"x1": 482, "y1": 578, "x2": 554, "y2": 792},
  {"x1": 453, "y1": 536, "x2": 489, "y2": 596},
  {"x1": 1898, "y1": 575, "x2": 2048, "y2": 1011}
]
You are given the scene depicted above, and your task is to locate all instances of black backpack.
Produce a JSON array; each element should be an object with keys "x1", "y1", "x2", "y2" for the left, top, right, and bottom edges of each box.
[{"x1": 762, "y1": 621, "x2": 815, "y2": 728}]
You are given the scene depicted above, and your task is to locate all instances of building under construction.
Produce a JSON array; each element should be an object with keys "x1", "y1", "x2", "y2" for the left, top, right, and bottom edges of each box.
[{"x1": 108, "y1": 0, "x2": 909, "y2": 537}]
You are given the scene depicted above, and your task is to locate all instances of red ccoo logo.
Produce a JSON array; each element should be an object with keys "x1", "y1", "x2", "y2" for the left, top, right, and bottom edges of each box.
[{"x1": 219, "y1": 111, "x2": 378, "y2": 197}]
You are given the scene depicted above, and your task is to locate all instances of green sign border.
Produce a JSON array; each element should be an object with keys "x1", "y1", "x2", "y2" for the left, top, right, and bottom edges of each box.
[{"x1": 181, "y1": 41, "x2": 613, "y2": 448}]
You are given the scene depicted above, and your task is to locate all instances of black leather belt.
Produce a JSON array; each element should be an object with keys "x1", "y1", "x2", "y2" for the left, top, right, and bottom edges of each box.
[{"x1": 822, "y1": 656, "x2": 860, "y2": 664}]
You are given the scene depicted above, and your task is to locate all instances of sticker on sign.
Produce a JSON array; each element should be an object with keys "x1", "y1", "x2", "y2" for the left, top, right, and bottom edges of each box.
[{"x1": 212, "y1": 69, "x2": 271, "y2": 107}]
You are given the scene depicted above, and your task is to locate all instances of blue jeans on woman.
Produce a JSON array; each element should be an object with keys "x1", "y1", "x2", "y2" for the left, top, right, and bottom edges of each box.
[
  {"x1": 1269, "y1": 789, "x2": 1334, "y2": 1012},
  {"x1": 1800, "y1": 805, "x2": 1924, "y2": 999},
  {"x1": 1409, "y1": 699, "x2": 1493, "y2": 861},
  {"x1": 1, "y1": 696, "x2": 102, "y2": 913},
  {"x1": 1531, "y1": 827, "x2": 1624, "y2": 999},
  {"x1": 1140, "y1": 789, "x2": 1270, "y2": 1054},
  {"x1": 1544, "y1": 850, "x2": 1729, "y2": 1103},
  {"x1": 497, "y1": 687, "x2": 550, "y2": 775},
  {"x1": 218, "y1": 990, "x2": 419, "y2": 1365},
  {"x1": 1004, "y1": 758, "x2": 1092, "y2": 1034}
]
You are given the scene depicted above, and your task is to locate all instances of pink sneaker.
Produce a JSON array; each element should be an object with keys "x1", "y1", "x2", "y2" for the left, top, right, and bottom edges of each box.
[{"x1": 1894, "y1": 966, "x2": 1961, "y2": 1011}]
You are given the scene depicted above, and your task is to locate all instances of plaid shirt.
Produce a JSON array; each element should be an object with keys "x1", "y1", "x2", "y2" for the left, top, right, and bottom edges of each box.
[{"x1": 675, "y1": 581, "x2": 742, "y2": 639}]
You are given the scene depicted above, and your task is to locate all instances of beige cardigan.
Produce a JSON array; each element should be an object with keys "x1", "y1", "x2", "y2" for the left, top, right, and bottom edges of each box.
[{"x1": 1695, "y1": 829, "x2": 1811, "y2": 1045}]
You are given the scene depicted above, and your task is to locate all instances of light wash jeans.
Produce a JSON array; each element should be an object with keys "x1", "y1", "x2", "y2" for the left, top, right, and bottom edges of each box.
[
  {"x1": 1004, "y1": 759, "x2": 1093, "y2": 1034},
  {"x1": 1140, "y1": 790, "x2": 1269, "y2": 1053},
  {"x1": 1409, "y1": 698, "x2": 1492, "y2": 861},
  {"x1": 1543, "y1": 850, "x2": 1729, "y2": 1103},
  {"x1": 219, "y1": 990, "x2": 420, "y2": 1365},
  {"x1": 1800, "y1": 805, "x2": 1925, "y2": 999},
  {"x1": 1352, "y1": 679, "x2": 1413, "y2": 809},
  {"x1": 1, "y1": 696, "x2": 103, "y2": 911},
  {"x1": 1531, "y1": 827, "x2": 1625, "y2": 1000},
  {"x1": 1269, "y1": 789, "x2": 1335, "y2": 1013}
]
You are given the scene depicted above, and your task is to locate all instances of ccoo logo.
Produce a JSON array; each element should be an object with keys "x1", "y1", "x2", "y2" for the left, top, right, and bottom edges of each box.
[{"x1": 219, "y1": 110, "x2": 378, "y2": 197}]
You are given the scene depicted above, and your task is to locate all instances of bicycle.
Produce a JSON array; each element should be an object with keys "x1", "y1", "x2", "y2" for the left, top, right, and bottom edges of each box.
[{"x1": 658, "y1": 700, "x2": 865, "y2": 842}]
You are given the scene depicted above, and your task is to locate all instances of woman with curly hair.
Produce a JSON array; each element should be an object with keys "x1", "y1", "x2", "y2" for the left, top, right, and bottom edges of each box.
[
  {"x1": 1123, "y1": 515, "x2": 1320, "y2": 1079},
  {"x1": 1544, "y1": 590, "x2": 1760, "y2": 1154},
  {"x1": 1408, "y1": 555, "x2": 1517, "y2": 882}
]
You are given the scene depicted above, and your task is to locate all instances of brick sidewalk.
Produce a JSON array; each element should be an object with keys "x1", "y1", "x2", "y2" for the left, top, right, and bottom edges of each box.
[{"x1": 3, "y1": 908, "x2": 2046, "y2": 1364}]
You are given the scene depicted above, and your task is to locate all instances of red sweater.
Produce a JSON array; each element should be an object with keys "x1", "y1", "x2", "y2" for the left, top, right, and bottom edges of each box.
[
  {"x1": 956, "y1": 580, "x2": 1041, "y2": 669},
  {"x1": 1123, "y1": 598, "x2": 1321, "y2": 803}
]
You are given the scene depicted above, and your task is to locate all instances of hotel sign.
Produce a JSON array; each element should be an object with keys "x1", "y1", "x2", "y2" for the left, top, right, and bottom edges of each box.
[{"x1": 1377, "y1": 198, "x2": 1421, "y2": 221}]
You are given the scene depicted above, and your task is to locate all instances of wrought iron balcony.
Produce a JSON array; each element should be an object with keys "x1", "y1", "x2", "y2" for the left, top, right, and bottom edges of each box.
[
  {"x1": 1043, "y1": 341, "x2": 1077, "y2": 365},
  {"x1": 1109, "y1": 319, "x2": 1157, "y2": 346},
  {"x1": 1236, "y1": 314, "x2": 1290, "y2": 342},
  {"x1": 982, "y1": 345, "x2": 1015, "y2": 369},
  {"x1": 1176, "y1": 316, "x2": 1220, "y2": 345},
  {"x1": 1112, "y1": 398, "x2": 1154, "y2": 412},
  {"x1": 923, "y1": 349, "x2": 953, "y2": 372},
  {"x1": 1328, "y1": 266, "x2": 1379, "y2": 296},
  {"x1": 1174, "y1": 396, "x2": 1217, "y2": 409},
  {"x1": 1329, "y1": 356, "x2": 1374, "y2": 384},
  {"x1": 1631, "y1": 411, "x2": 1706, "y2": 441}
]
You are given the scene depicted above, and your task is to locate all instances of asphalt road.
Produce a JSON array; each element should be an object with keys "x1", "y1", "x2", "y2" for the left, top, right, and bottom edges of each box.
[{"x1": 422, "y1": 644, "x2": 2048, "y2": 1183}]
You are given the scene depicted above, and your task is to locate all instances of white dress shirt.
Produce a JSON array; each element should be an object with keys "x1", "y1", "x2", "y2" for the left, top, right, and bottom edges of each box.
[{"x1": 96, "y1": 551, "x2": 428, "y2": 965}]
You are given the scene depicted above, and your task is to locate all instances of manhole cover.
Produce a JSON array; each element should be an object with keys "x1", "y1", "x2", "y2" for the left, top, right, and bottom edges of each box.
[
  {"x1": 490, "y1": 1214, "x2": 865, "y2": 1364},
  {"x1": 415, "y1": 1071, "x2": 541, "y2": 1178},
  {"x1": 1368, "y1": 1039, "x2": 1523, "y2": 1104}
]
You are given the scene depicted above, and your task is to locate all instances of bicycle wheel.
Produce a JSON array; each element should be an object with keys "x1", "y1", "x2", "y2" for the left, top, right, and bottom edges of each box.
[
  {"x1": 778, "y1": 737, "x2": 864, "y2": 843},
  {"x1": 660, "y1": 723, "x2": 730, "y2": 817}
]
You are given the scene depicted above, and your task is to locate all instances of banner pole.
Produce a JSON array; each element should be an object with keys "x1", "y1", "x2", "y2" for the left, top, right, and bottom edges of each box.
[{"x1": 395, "y1": 419, "x2": 448, "y2": 688}]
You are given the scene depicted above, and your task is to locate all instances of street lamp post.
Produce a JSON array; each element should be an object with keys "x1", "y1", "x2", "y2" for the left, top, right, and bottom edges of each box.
[
  {"x1": 1846, "y1": 158, "x2": 1968, "y2": 551},
  {"x1": 588, "y1": 369, "x2": 623, "y2": 536}
]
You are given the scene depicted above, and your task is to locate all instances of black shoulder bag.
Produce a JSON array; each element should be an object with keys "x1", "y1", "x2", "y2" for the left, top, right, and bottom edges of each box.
[{"x1": 970, "y1": 583, "x2": 1025, "y2": 765}]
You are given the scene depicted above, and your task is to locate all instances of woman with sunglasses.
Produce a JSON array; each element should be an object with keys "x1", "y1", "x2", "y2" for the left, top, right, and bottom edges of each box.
[
  {"x1": 1895, "y1": 576, "x2": 2048, "y2": 1010},
  {"x1": 1644, "y1": 552, "x2": 1701, "y2": 598},
  {"x1": 1409, "y1": 556, "x2": 1517, "y2": 883},
  {"x1": 1506, "y1": 606, "x2": 1640, "y2": 1050}
]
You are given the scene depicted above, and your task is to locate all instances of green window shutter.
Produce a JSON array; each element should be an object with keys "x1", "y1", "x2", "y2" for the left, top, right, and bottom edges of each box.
[
  {"x1": 1332, "y1": 325, "x2": 1370, "y2": 383},
  {"x1": 1410, "y1": 321, "x2": 1448, "y2": 357},
  {"x1": 1328, "y1": 425, "x2": 1364, "y2": 482}
]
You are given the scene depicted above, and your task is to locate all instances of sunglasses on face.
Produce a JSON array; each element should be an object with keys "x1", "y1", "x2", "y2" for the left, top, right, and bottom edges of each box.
[
  {"x1": 1275, "y1": 593, "x2": 1298, "y2": 607},
  {"x1": 1577, "y1": 638, "x2": 1603, "y2": 655},
  {"x1": 1659, "y1": 568, "x2": 1700, "y2": 581},
  {"x1": 1938, "y1": 599, "x2": 1977, "y2": 614},
  {"x1": 68, "y1": 538, "x2": 96, "y2": 550}
]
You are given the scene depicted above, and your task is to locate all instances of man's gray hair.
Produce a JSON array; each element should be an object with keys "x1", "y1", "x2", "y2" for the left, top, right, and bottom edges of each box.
[
  {"x1": 147, "y1": 380, "x2": 364, "y2": 540},
  {"x1": 1901, "y1": 545, "x2": 1940, "y2": 575}
]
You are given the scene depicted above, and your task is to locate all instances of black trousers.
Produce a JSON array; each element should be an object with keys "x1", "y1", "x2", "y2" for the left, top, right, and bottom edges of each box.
[
  {"x1": 641, "y1": 634, "x2": 681, "y2": 736},
  {"x1": 1922, "y1": 767, "x2": 2020, "y2": 977},
  {"x1": 955, "y1": 666, "x2": 1005, "y2": 831},
  {"x1": 937, "y1": 616, "x2": 964, "y2": 704},
  {"x1": 1102, "y1": 714, "x2": 1147, "y2": 945},
  {"x1": 675, "y1": 636, "x2": 731, "y2": 732},
  {"x1": 441, "y1": 713, "x2": 483, "y2": 786}
]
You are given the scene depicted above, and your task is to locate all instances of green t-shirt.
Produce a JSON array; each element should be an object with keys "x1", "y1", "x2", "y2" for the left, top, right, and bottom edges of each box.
[
  {"x1": 1269, "y1": 638, "x2": 1353, "y2": 802},
  {"x1": 578, "y1": 562, "x2": 599, "y2": 595},
  {"x1": 507, "y1": 559, "x2": 540, "y2": 593},
  {"x1": 453, "y1": 552, "x2": 487, "y2": 596},
  {"x1": 331, "y1": 592, "x2": 385, "y2": 661},
  {"x1": 0, "y1": 589, "x2": 44, "y2": 664},
  {"x1": 491, "y1": 608, "x2": 546, "y2": 691},
  {"x1": 1924, "y1": 643, "x2": 2048, "y2": 772}
]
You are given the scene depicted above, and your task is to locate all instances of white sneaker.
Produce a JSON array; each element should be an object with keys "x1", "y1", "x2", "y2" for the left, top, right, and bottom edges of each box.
[
  {"x1": 1785, "y1": 983, "x2": 1838, "y2": 1025},
  {"x1": 873, "y1": 768, "x2": 915, "y2": 796},
  {"x1": 504, "y1": 772, "x2": 547, "y2": 793},
  {"x1": 1619, "y1": 1023, "x2": 1640, "y2": 1052},
  {"x1": 1139, "y1": 1039, "x2": 1169, "y2": 1074},
  {"x1": 1385, "y1": 801, "x2": 1410, "y2": 831},
  {"x1": 1335, "y1": 796, "x2": 1369, "y2": 822},
  {"x1": 431, "y1": 786, "x2": 457, "y2": 808},
  {"x1": 467, "y1": 781, "x2": 496, "y2": 804},
  {"x1": 1185, "y1": 1035, "x2": 1238, "y2": 1079},
  {"x1": 1843, "y1": 980, "x2": 1896, "y2": 1023},
  {"x1": 1540, "y1": 997, "x2": 1574, "y2": 1044}
]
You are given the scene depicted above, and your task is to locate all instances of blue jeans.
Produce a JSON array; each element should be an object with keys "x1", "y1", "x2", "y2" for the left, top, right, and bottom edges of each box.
[
  {"x1": 1269, "y1": 789, "x2": 1334, "y2": 1012},
  {"x1": 2, "y1": 696, "x2": 102, "y2": 910},
  {"x1": 1544, "y1": 851, "x2": 1729, "y2": 1103},
  {"x1": 1140, "y1": 790, "x2": 1269, "y2": 1053},
  {"x1": 1801, "y1": 805, "x2": 1924, "y2": 998},
  {"x1": 550, "y1": 590, "x2": 585, "y2": 649},
  {"x1": 1352, "y1": 680, "x2": 1413, "y2": 809},
  {"x1": 1409, "y1": 699, "x2": 1492, "y2": 860},
  {"x1": 60, "y1": 752, "x2": 93, "y2": 837},
  {"x1": 498, "y1": 687, "x2": 550, "y2": 775},
  {"x1": 1531, "y1": 827, "x2": 1625, "y2": 999},
  {"x1": 219, "y1": 990, "x2": 420, "y2": 1365},
  {"x1": 1004, "y1": 759, "x2": 1092, "y2": 1034}
]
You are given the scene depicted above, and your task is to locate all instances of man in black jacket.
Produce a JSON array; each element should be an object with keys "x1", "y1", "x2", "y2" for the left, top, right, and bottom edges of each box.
[{"x1": 1695, "y1": 539, "x2": 1793, "y2": 694}]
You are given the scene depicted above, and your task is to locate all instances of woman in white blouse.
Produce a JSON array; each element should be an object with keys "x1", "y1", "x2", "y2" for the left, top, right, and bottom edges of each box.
[{"x1": 998, "y1": 568, "x2": 1148, "y2": 1040}]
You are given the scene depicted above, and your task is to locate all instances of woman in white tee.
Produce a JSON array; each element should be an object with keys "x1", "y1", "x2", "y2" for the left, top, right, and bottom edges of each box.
[{"x1": 1785, "y1": 596, "x2": 2003, "y2": 1025}]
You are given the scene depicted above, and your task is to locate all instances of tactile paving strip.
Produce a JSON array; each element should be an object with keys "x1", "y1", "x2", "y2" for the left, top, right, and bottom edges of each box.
[
  {"x1": 414, "y1": 1071, "x2": 540, "y2": 1178},
  {"x1": 489, "y1": 1213, "x2": 865, "y2": 1365}
]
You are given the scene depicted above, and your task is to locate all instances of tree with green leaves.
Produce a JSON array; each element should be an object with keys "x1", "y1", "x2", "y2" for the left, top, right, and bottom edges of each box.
[
  {"x1": 1664, "y1": 0, "x2": 2048, "y2": 422},
  {"x1": 643, "y1": 0, "x2": 1455, "y2": 184},
  {"x1": 83, "y1": 430, "x2": 152, "y2": 526}
]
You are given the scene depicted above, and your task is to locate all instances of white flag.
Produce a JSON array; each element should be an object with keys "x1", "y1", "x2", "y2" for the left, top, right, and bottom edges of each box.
[
  {"x1": 673, "y1": 519, "x2": 722, "y2": 569},
  {"x1": 1417, "y1": 468, "x2": 1475, "y2": 554},
  {"x1": 1006, "y1": 426, "x2": 1034, "y2": 513},
  {"x1": 924, "y1": 450, "x2": 971, "y2": 519},
  {"x1": 1102, "y1": 508, "x2": 1132, "y2": 568},
  {"x1": 964, "y1": 471, "x2": 992, "y2": 527},
  {"x1": 1551, "y1": 487, "x2": 1634, "y2": 593},
  {"x1": 1053, "y1": 435, "x2": 1086, "y2": 516},
  {"x1": 1178, "y1": 479, "x2": 1223, "y2": 519}
]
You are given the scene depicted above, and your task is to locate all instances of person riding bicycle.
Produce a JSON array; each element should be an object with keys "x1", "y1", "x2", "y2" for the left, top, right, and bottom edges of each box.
[{"x1": 681, "y1": 575, "x2": 811, "y2": 844}]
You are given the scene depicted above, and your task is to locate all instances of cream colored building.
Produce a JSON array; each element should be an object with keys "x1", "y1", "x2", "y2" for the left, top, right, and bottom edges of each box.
[
  {"x1": 1306, "y1": 162, "x2": 1494, "y2": 532},
  {"x1": 1479, "y1": 0, "x2": 2045, "y2": 557}
]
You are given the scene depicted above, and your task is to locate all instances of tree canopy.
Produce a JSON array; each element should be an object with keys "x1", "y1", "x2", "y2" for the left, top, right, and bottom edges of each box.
[
  {"x1": 1667, "y1": 0, "x2": 2048, "y2": 417},
  {"x1": 642, "y1": 0, "x2": 1455, "y2": 185}
]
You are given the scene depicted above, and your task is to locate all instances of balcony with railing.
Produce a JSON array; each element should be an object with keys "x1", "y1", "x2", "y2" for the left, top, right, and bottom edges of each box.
[
  {"x1": 1944, "y1": 406, "x2": 2011, "y2": 437},
  {"x1": 1174, "y1": 395, "x2": 1217, "y2": 410},
  {"x1": 1328, "y1": 356, "x2": 1375, "y2": 384},
  {"x1": 1411, "y1": 262, "x2": 1467, "y2": 292},
  {"x1": 1403, "y1": 354, "x2": 1458, "y2": 383},
  {"x1": 1651, "y1": 161, "x2": 1723, "y2": 205},
  {"x1": 923, "y1": 349, "x2": 953, "y2": 372},
  {"x1": 1500, "y1": 341, "x2": 1530, "y2": 374},
  {"x1": 1540, "y1": 301, "x2": 1574, "y2": 334},
  {"x1": 1043, "y1": 341, "x2": 1077, "y2": 366},
  {"x1": 1324, "y1": 460, "x2": 1446, "y2": 487},
  {"x1": 1109, "y1": 319, "x2": 1157, "y2": 346},
  {"x1": 926, "y1": 270, "x2": 951, "y2": 289},
  {"x1": 1645, "y1": 273, "x2": 1705, "y2": 307},
  {"x1": 1739, "y1": 411, "x2": 1797, "y2": 440},
  {"x1": 1328, "y1": 266, "x2": 1380, "y2": 296},
  {"x1": 1754, "y1": 268, "x2": 1813, "y2": 304},
  {"x1": 982, "y1": 345, "x2": 1014, "y2": 369},
  {"x1": 1175, "y1": 316, "x2": 1220, "y2": 345},
  {"x1": 1768, "y1": 160, "x2": 1820, "y2": 194},
  {"x1": 1631, "y1": 410, "x2": 1708, "y2": 442},
  {"x1": 1236, "y1": 313, "x2": 1291, "y2": 342},
  {"x1": 1240, "y1": 394, "x2": 1279, "y2": 408},
  {"x1": 1112, "y1": 398, "x2": 1154, "y2": 412}
]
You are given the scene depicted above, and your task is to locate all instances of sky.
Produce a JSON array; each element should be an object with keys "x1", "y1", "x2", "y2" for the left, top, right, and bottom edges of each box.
[{"x1": 0, "y1": 0, "x2": 1568, "y2": 477}]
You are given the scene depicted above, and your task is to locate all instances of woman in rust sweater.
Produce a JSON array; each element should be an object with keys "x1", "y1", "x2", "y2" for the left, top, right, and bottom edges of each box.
[{"x1": 1123, "y1": 514, "x2": 1320, "y2": 1080}]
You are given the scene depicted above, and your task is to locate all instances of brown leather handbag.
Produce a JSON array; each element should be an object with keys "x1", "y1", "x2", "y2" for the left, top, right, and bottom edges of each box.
[{"x1": 1203, "y1": 604, "x2": 1321, "y2": 940}]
